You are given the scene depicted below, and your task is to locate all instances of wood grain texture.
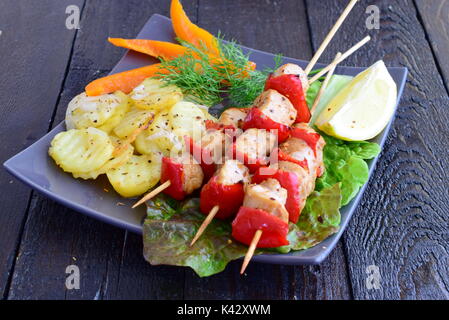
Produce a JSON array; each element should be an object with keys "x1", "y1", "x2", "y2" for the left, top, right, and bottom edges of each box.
[
  {"x1": 7, "y1": 0, "x2": 197, "y2": 300},
  {"x1": 182, "y1": 0, "x2": 352, "y2": 300},
  {"x1": 415, "y1": 0, "x2": 449, "y2": 91},
  {"x1": 197, "y1": 0, "x2": 312, "y2": 60},
  {"x1": 0, "y1": 0, "x2": 85, "y2": 298},
  {"x1": 306, "y1": 0, "x2": 449, "y2": 300}
]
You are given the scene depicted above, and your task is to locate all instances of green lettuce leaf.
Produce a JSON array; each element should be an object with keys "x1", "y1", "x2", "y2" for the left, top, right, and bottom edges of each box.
[
  {"x1": 143, "y1": 197, "x2": 247, "y2": 277},
  {"x1": 316, "y1": 133, "x2": 380, "y2": 205},
  {"x1": 306, "y1": 81, "x2": 322, "y2": 108},
  {"x1": 347, "y1": 141, "x2": 381, "y2": 159}
]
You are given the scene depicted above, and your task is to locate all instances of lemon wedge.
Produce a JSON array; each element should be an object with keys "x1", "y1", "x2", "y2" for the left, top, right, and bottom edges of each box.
[{"x1": 315, "y1": 60, "x2": 397, "y2": 141}]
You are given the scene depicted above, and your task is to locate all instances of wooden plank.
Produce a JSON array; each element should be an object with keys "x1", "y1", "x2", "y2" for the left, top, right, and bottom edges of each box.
[
  {"x1": 183, "y1": 0, "x2": 352, "y2": 300},
  {"x1": 197, "y1": 0, "x2": 312, "y2": 59},
  {"x1": 0, "y1": 0, "x2": 85, "y2": 298},
  {"x1": 111, "y1": 233, "x2": 185, "y2": 300},
  {"x1": 415, "y1": 0, "x2": 449, "y2": 90},
  {"x1": 185, "y1": 242, "x2": 351, "y2": 300},
  {"x1": 8, "y1": 0, "x2": 197, "y2": 300},
  {"x1": 306, "y1": 0, "x2": 449, "y2": 300}
]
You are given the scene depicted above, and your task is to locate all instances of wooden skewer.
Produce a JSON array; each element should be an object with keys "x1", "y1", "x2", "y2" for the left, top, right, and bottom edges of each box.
[
  {"x1": 132, "y1": 180, "x2": 171, "y2": 208},
  {"x1": 240, "y1": 49, "x2": 338, "y2": 270},
  {"x1": 190, "y1": 205, "x2": 220, "y2": 246},
  {"x1": 304, "y1": 0, "x2": 359, "y2": 75},
  {"x1": 308, "y1": 35, "x2": 371, "y2": 85},
  {"x1": 240, "y1": 230, "x2": 263, "y2": 275},
  {"x1": 309, "y1": 52, "x2": 342, "y2": 119},
  {"x1": 239, "y1": 51, "x2": 347, "y2": 274}
]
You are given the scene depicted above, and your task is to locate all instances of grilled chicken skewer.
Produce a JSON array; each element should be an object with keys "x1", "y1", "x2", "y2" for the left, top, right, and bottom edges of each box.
[
  {"x1": 235, "y1": 124, "x2": 326, "y2": 274},
  {"x1": 191, "y1": 93, "x2": 293, "y2": 244},
  {"x1": 191, "y1": 128, "x2": 277, "y2": 245},
  {"x1": 235, "y1": 56, "x2": 337, "y2": 272},
  {"x1": 232, "y1": 179, "x2": 290, "y2": 274}
]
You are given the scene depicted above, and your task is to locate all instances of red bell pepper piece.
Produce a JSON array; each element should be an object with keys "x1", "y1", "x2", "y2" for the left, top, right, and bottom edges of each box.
[
  {"x1": 252, "y1": 167, "x2": 304, "y2": 224},
  {"x1": 272, "y1": 147, "x2": 308, "y2": 171},
  {"x1": 232, "y1": 207, "x2": 289, "y2": 248},
  {"x1": 290, "y1": 127, "x2": 321, "y2": 156},
  {"x1": 184, "y1": 136, "x2": 216, "y2": 180},
  {"x1": 200, "y1": 176, "x2": 244, "y2": 219},
  {"x1": 160, "y1": 157, "x2": 185, "y2": 200},
  {"x1": 265, "y1": 74, "x2": 310, "y2": 123},
  {"x1": 241, "y1": 107, "x2": 290, "y2": 143}
]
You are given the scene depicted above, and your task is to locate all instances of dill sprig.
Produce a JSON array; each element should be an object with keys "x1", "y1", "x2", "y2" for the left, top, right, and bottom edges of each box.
[
  {"x1": 224, "y1": 43, "x2": 283, "y2": 107},
  {"x1": 156, "y1": 36, "x2": 282, "y2": 108},
  {"x1": 155, "y1": 41, "x2": 224, "y2": 106}
]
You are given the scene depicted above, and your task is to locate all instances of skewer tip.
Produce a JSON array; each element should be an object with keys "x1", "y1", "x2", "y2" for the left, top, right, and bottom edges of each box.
[
  {"x1": 240, "y1": 230, "x2": 263, "y2": 275},
  {"x1": 131, "y1": 180, "x2": 171, "y2": 208},
  {"x1": 190, "y1": 205, "x2": 220, "y2": 246}
]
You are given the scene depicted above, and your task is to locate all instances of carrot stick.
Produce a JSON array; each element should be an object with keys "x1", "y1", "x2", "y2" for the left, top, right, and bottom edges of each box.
[
  {"x1": 108, "y1": 38, "x2": 188, "y2": 61},
  {"x1": 170, "y1": 0, "x2": 220, "y2": 56},
  {"x1": 85, "y1": 63, "x2": 165, "y2": 96}
]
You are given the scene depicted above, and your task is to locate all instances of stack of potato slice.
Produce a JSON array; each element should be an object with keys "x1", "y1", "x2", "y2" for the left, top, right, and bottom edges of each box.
[{"x1": 49, "y1": 78, "x2": 215, "y2": 198}]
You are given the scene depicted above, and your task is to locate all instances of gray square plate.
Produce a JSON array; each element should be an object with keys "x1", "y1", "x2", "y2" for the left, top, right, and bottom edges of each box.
[{"x1": 3, "y1": 14, "x2": 407, "y2": 265}]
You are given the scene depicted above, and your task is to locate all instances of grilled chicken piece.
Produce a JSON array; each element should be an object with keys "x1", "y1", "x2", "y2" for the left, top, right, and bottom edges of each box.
[
  {"x1": 243, "y1": 179, "x2": 289, "y2": 223},
  {"x1": 234, "y1": 128, "x2": 277, "y2": 161},
  {"x1": 174, "y1": 153, "x2": 204, "y2": 194},
  {"x1": 277, "y1": 160, "x2": 315, "y2": 209},
  {"x1": 218, "y1": 107, "x2": 249, "y2": 129},
  {"x1": 292, "y1": 123, "x2": 326, "y2": 176},
  {"x1": 215, "y1": 160, "x2": 250, "y2": 186},
  {"x1": 280, "y1": 137, "x2": 316, "y2": 172},
  {"x1": 273, "y1": 63, "x2": 309, "y2": 92},
  {"x1": 253, "y1": 89, "x2": 297, "y2": 126},
  {"x1": 199, "y1": 129, "x2": 233, "y2": 164}
]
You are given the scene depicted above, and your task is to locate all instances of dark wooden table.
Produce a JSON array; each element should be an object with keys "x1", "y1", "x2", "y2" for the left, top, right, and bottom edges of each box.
[{"x1": 1, "y1": 0, "x2": 448, "y2": 300}]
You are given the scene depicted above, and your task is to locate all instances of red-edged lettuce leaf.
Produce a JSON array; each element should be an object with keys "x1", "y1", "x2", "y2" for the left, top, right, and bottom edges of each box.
[
  {"x1": 143, "y1": 184, "x2": 342, "y2": 276},
  {"x1": 143, "y1": 198, "x2": 247, "y2": 277}
]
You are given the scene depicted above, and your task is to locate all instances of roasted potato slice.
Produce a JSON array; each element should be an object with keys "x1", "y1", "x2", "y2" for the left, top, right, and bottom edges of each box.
[
  {"x1": 145, "y1": 111, "x2": 184, "y2": 155},
  {"x1": 106, "y1": 154, "x2": 161, "y2": 198},
  {"x1": 168, "y1": 101, "x2": 206, "y2": 140},
  {"x1": 96, "y1": 95, "x2": 131, "y2": 133},
  {"x1": 72, "y1": 136, "x2": 134, "y2": 180},
  {"x1": 130, "y1": 78, "x2": 183, "y2": 111},
  {"x1": 49, "y1": 128, "x2": 114, "y2": 173},
  {"x1": 113, "y1": 107, "x2": 154, "y2": 141},
  {"x1": 65, "y1": 91, "x2": 129, "y2": 132},
  {"x1": 135, "y1": 129, "x2": 169, "y2": 158}
]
